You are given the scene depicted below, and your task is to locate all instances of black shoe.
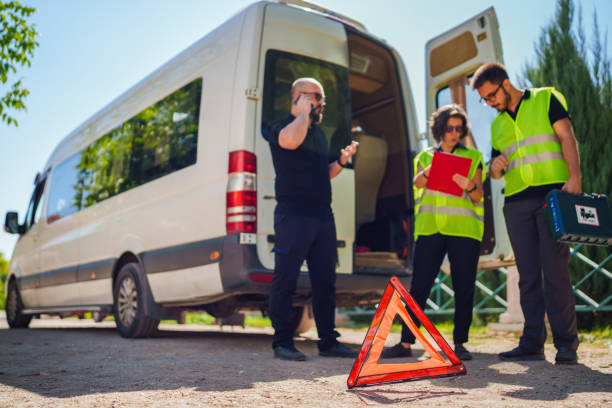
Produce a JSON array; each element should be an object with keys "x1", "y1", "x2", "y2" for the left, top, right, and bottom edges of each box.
[
  {"x1": 454, "y1": 343, "x2": 472, "y2": 361},
  {"x1": 499, "y1": 346, "x2": 545, "y2": 361},
  {"x1": 319, "y1": 342, "x2": 359, "y2": 358},
  {"x1": 381, "y1": 343, "x2": 413, "y2": 359},
  {"x1": 274, "y1": 345, "x2": 306, "y2": 361},
  {"x1": 555, "y1": 347, "x2": 578, "y2": 365}
]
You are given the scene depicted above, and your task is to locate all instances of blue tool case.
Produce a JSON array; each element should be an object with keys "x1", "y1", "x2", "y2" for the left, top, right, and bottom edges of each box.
[{"x1": 543, "y1": 190, "x2": 612, "y2": 246}]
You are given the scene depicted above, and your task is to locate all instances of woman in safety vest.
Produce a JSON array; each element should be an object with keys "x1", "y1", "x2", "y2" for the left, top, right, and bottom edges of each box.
[{"x1": 383, "y1": 104, "x2": 484, "y2": 361}]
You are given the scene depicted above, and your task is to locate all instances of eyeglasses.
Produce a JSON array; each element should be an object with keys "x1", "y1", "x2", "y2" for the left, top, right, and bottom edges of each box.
[
  {"x1": 299, "y1": 91, "x2": 324, "y2": 102},
  {"x1": 445, "y1": 125, "x2": 465, "y2": 134},
  {"x1": 479, "y1": 83, "x2": 503, "y2": 105}
]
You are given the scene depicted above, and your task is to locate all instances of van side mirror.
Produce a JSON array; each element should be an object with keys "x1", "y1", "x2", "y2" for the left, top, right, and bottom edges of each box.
[{"x1": 4, "y1": 212, "x2": 23, "y2": 235}]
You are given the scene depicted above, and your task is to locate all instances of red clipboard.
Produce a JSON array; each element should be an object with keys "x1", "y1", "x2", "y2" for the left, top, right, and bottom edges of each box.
[{"x1": 426, "y1": 151, "x2": 472, "y2": 197}]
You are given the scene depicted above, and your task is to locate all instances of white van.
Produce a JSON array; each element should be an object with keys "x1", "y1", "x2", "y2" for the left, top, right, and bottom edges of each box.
[{"x1": 4, "y1": 0, "x2": 511, "y2": 337}]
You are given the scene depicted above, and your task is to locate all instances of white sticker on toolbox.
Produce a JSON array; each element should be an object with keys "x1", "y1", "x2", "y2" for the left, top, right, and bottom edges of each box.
[{"x1": 575, "y1": 205, "x2": 599, "y2": 226}]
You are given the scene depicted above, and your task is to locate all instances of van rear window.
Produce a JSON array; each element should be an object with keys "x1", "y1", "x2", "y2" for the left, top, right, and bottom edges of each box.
[
  {"x1": 262, "y1": 50, "x2": 351, "y2": 162},
  {"x1": 47, "y1": 78, "x2": 202, "y2": 222}
]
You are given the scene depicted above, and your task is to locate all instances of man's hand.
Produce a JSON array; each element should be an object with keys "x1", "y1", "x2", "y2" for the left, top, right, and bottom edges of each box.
[
  {"x1": 490, "y1": 155, "x2": 509, "y2": 179},
  {"x1": 295, "y1": 94, "x2": 315, "y2": 117},
  {"x1": 562, "y1": 175, "x2": 582, "y2": 194},
  {"x1": 339, "y1": 140, "x2": 359, "y2": 165}
]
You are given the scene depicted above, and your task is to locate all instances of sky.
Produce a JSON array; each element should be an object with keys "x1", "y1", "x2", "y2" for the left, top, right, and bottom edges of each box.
[{"x1": 1, "y1": 0, "x2": 611, "y2": 259}]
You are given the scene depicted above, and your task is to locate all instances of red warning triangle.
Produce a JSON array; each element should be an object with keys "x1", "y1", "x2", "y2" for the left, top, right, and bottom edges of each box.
[{"x1": 347, "y1": 276, "x2": 466, "y2": 388}]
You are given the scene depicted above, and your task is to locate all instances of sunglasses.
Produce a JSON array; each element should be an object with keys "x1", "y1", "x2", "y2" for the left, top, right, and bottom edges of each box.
[
  {"x1": 299, "y1": 91, "x2": 324, "y2": 102},
  {"x1": 479, "y1": 83, "x2": 503, "y2": 105},
  {"x1": 445, "y1": 125, "x2": 465, "y2": 134}
]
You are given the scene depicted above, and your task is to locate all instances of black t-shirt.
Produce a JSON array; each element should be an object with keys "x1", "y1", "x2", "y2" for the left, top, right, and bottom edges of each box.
[
  {"x1": 491, "y1": 89, "x2": 570, "y2": 202},
  {"x1": 268, "y1": 114, "x2": 332, "y2": 219}
]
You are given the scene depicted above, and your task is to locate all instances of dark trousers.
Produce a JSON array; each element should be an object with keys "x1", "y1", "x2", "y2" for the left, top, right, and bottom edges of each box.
[
  {"x1": 401, "y1": 233, "x2": 480, "y2": 345},
  {"x1": 504, "y1": 198, "x2": 579, "y2": 351},
  {"x1": 269, "y1": 213, "x2": 338, "y2": 350}
]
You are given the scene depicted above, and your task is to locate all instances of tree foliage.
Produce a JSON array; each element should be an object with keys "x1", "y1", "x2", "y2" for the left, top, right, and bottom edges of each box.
[
  {"x1": 0, "y1": 1, "x2": 38, "y2": 127},
  {"x1": 521, "y1": 0, "x2": 612, "y2": 328}
]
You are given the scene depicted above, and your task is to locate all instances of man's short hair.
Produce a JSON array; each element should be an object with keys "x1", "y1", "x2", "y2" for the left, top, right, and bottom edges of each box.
[
  {"x1": 429, "y1": 104, "x2": 469, "y2": 143},
  {"x1": 291, "y1": 77, "x2": 324, "y2": 96},
  {"x1": 471, "y1": 62, "x2": 509, "y2": 90}
]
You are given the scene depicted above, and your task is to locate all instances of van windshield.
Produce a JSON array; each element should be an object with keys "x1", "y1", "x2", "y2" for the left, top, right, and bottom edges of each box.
[{"x1": 262, "y1": 50, "x2": 351, "y2": 162}]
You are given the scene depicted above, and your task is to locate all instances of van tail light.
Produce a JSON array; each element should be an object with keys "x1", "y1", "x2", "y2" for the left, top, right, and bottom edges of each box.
[{"x1": 226, "y1": 151, "x2": 257, "y2": 234}]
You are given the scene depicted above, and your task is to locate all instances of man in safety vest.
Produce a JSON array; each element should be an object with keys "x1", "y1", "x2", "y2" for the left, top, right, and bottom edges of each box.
[{"x1": 472, "y1": 62, "x2": 581, "y2": 364}]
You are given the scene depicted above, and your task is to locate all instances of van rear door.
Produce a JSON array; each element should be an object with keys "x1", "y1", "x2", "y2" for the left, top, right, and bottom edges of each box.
[
  {"x1": 425, "y1": 7, "x2": 513, "y2": 265},
  {"x1": 255, "y1": 3, "x2": 355, "y2": 274}
]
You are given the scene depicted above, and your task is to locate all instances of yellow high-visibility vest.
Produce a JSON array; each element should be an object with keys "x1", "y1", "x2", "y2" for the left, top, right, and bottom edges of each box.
[
  {"x1": 414, "y1": 145, "x2": 485, "y2": 241},
  {"x1": 491, "y1": 87, "x2": 569, "y2": 197}
]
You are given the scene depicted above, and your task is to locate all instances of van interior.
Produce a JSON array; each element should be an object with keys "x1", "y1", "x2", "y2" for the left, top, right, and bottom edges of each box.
[{"x1": 347, "y1": 31, "x2": 413, "y2": 275}]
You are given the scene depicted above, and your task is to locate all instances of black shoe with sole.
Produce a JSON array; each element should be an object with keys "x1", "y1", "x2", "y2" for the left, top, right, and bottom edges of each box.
[
  {"x1": 499, "y1": 346, "x2": 545, "y2": 361},
  {"x1": 274, "y1": 345, "x2": 306, "y2": 361},
  {"x1": 555, "y1": 347, "x2": 578, "y2": 365},
  {"x1": 381, "y1": 343, "x2": 413, "y2": 359},
  {"x1": 454, "y1": 343, "x2": 473, "y2": 361},
  {"x1": 319, "y1": 342, "x2": 359, "y2": 358}
]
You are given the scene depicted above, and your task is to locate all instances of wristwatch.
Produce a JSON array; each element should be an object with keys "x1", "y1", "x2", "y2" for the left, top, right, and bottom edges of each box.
[
  {"x1": 338, "y1": 160, "x2": 348, "y2": 168},
  {"x1": 467, "y1": 184, "x2": 477, "y2": 193}
]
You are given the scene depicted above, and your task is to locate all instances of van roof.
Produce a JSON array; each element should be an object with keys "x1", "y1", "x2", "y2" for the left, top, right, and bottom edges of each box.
[{"x1": 43, "y1": 0, "x2": 367, "y2": 170}]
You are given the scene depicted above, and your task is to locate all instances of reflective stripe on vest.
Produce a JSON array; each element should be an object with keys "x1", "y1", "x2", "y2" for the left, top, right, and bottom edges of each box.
[
  {"x1": 418, "y1": 204, "x2": 484, "y2": 223},
  {"x1": 506, "y1": 151, "x2": 565, "y2": 172}
]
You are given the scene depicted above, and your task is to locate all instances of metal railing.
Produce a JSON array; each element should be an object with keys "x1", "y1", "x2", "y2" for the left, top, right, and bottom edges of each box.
[{"x1": 341, "y1": 244, "x2": 611, "y2": 317}]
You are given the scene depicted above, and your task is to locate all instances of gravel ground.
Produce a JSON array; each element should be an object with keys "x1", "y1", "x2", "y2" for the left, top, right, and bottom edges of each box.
[{"x1": 0, "y1": 315, "x2": 611, "y2": 407}]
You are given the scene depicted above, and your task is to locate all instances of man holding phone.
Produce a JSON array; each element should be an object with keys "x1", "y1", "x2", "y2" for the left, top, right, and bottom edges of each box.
[{"x1": 267, "y1": 77, "x2": 359, "y2": 361}]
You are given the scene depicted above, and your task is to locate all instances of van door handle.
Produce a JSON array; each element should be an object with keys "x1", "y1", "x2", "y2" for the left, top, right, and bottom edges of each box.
[{"x1": 263, "y1": 195, "x2": 276, "y2": 200}]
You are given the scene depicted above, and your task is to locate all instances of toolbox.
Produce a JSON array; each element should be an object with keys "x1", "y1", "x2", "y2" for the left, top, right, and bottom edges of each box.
[{"x1": 543, "y1": 190, "x2": 612, "y2": 246}]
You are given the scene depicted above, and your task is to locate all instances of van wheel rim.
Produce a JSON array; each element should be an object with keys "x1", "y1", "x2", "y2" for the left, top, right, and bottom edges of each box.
[
  {"x1": 7, "y1": 287, "x2": 18, "y2": 321},
  {"x1": 118, "y1": 277, "x2": 138, "y2": 327}
]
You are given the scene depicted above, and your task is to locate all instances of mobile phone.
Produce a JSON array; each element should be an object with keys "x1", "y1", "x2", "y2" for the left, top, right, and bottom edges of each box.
[{"x1": 293, "y1": 95, "x2": 301, "y2": 105}]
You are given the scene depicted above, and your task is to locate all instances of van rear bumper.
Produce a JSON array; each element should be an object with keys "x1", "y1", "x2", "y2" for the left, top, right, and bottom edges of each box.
[{"x1": 219, "y1": 234, "x2": 412, "y2": 306}]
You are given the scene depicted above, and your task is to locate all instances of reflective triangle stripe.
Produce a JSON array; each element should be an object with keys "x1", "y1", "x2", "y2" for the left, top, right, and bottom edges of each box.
[
  {"x1": 418, "y1": 204, "x2": 484, "y2": 222},
  {"x1": 502, "y1": 133, "x2": 560, "y2": 157},
  {"x1": 507, "y1": 151, "x2": 564, "y2": 172}
]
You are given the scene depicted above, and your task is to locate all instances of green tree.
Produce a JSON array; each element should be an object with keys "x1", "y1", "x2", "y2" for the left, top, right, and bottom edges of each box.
[
  {"x1": 521, "y1": 0, "x2": 612, "y2": 328},
  {"x1": 0, "y1": 252, "x2": 8, "y2": 309},
  {"x1": 0, "y1": 1, "x2": 39, "y2": 126}
]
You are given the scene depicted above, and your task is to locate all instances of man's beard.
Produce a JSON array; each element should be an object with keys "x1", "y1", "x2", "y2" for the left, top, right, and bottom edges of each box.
[{"x1": 310, "y1": 105, "x2": 324, "y2": 124}]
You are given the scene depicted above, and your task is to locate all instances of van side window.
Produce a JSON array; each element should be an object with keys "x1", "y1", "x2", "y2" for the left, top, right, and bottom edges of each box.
[
  {"x1": 24, "y1": 176, "x2": 45, "y2": 231},
  {"x1": 262, "y1": 50, "x2": 351, "y2": 162},
  {"x1": 47, "y1": 152, "x2": 82, "y2": 223},
  {"x1": 79, "y1": 78, "x2": 203, "y2": 208}
]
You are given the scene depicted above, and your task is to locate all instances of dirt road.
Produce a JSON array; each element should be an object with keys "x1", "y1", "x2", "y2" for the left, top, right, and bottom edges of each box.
[{"x1": 0, "y1": 315, "x2": 611, "y2": 407}]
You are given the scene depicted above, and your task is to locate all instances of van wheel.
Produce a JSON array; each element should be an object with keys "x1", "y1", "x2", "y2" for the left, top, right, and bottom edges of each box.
[
  {"x1": 291, "y1": 305, "x2": 314, "y2": 335},
  {"x1": 113, "y1": 263, "x2": 159, "y2": 338},
  {"x1": 6, "y1": 280, "x2": 32, "y2": 329}
]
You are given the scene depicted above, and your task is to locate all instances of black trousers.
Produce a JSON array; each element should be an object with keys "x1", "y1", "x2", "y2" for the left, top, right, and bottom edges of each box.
[
  {"x1": 269, "y1": 213, "x2": 338, "y2": 351},
  {"x1": 401, "y1": 233, "x2": 480, "y2": 345},
  {"x1": 504, "y1": 197, "x2": 579, "y2": 351}
]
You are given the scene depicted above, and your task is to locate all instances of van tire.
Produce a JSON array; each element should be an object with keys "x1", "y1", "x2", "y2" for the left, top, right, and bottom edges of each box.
[
  {"x1": 291, "y1": 305, "x2": 314, "y2": 335},
  {"x1": 6, "y1": 280, "x2": 32, "y2": 329},
  {"x1": 113, "y1": 263, "x2": 159, "y2": 338}
]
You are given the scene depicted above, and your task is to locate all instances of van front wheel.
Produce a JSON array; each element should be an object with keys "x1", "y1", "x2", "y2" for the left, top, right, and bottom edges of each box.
[
  {"x1": 113, "y1": 263, "x2": 159, "y2": 338},
  {"x1": 6, "y1": 280, "x2": 32, "y2": 329}
]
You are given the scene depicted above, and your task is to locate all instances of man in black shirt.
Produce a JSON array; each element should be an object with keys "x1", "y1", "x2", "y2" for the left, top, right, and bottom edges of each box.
[
  {"x1": 268, "y1": 77, "x2": 359, "y2": 361},
  {"x1": 472, "y1": 63, "x2": 581, "y2": 365}
]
